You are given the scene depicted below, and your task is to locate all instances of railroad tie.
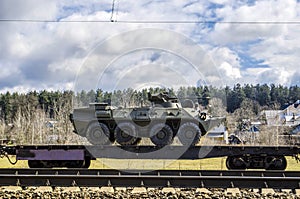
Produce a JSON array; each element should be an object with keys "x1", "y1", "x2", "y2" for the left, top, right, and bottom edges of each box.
[
  {"x1": 161, "y1": 187, "x2": 176, "y2": 194},
  {"x1": 195, "y1": 188, "x2": 211, "y2": 194},
  {"x1": 226, "y1": 188, "x2": 240, "y2": 197},
  {"x1": 261, "y1": 188, "x2": 275, "y2": 195},
  {"x1": 1, "y1": 186, "x2": 22, "y2": 192},
  {"x1": 33, "y1": 186, "x2": 53, "y2": 193},
  {"x1": 295, "y1": 189, "x2": 300, "y2": 196},
  {"x1": 100, "y1": 186, "x2": 114, "y2": 193},
  {"x1": 131, "y1": 187, "x2": 147, "y2": 194}
]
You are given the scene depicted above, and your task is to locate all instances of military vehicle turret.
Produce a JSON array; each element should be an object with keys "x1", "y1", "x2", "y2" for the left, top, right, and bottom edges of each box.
[{"x1": 70, "y1": 92, "x2": 225, "y2": 146}]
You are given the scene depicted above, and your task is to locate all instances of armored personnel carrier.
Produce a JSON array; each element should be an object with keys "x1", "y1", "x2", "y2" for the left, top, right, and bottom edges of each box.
[{"x1": 70, "y1": 92, "x2": 225, "y2": 146}]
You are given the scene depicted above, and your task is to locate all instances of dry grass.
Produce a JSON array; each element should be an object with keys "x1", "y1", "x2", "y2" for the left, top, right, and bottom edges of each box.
[
  {"x1": 90, "y1": 156, "x2": 300, "y2": 171},
  {"x1": 90, "y1": 158, "x2": 228, "y2": 170},
  {"x1": 1, "y1": 156, "x2": 299, "y2": 170},
  {"x1": 0, "y1": 156, "x2": 28, "y2": 168}
]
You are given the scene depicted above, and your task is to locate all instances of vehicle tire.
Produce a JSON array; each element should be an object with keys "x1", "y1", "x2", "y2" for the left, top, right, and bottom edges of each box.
[
  {"x1": 114, "y1": 122, "x2": 138, "y2": 145},
  {"x1": 182, "y1": 99, "x2": 194, "y2": 108},
  {"x1": 150, "y1": 123, "x2": 174, "y2": 146},
  {"x1": 86, "y1": 122, "x2": 111, "y2": 145},
  {"x1": 177, "y1": 122, "x2": 201, "y2": 146}
]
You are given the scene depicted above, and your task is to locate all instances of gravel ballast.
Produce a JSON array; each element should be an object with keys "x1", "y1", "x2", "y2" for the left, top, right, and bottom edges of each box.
[{"x1": 0, "y1": 187, "x2": 299, "y2": 198}]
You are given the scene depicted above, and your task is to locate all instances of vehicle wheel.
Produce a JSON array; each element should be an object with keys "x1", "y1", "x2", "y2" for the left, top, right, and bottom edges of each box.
[
  {"x1": 86, "y1": 122, "x2": 111, "y2": 145},
  {"x1": 177, "y1": 122, "x2": 201, "y2": 146},
  {"x1": 150, "y1": 123, "x2": 173, "y2": 146},
  {"x1": 182, "y1": 99, "x2": 194, "y2": 108},
  {"x1": 114, "y1": 122, "x2": 138, "y2": 145}
]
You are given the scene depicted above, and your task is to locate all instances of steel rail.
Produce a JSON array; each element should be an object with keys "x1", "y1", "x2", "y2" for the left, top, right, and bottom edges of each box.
[{"x1": 1, "y1": 169, "x2": 300, "y2": 189}]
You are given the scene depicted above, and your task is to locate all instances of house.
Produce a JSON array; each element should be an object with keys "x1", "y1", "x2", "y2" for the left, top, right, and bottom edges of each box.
[
  {"x1": 261, "y1": 100, "x2": 300, "y2": 127},
  {"x1": 260, "y1": 110, "x2": 283, "y2": 126},
  {"x1": 45, "y1": 120, "x2": 58, "y2": 128},
  {"x1": 206, "y1": 124, "x2": 228, "y2": 144},
  {"x1": 290, "y1": 125, "x2": 300, "y2": 135},
  {"x1": 284, "y1": 100, "x2": 300, "y2": 115},
  {"x1": 283, "y1": 100, "x2": 300, "y2": 126},
  {"x1": 249, "y1": 121, "x2": 261, "y2": 132}
]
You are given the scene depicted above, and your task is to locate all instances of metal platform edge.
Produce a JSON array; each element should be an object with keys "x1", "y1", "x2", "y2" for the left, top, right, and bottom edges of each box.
[{"x1": 1, "y1": 145, "x2": 300, "y2": 160}]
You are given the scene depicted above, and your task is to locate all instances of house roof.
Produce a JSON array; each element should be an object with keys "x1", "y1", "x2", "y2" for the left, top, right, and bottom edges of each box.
[
  {"x1": 260, "y1": 100, "x2": 300, "y2": 126},
  {"x1": 262, "y1": 110, "x2": 282, "y2": 116},
  {"x1": 290, "y1": 125, "x2": 300, "y2": 134},
  {"x1": 284, "y1": 100, "x2": 300, "y2": 115}
]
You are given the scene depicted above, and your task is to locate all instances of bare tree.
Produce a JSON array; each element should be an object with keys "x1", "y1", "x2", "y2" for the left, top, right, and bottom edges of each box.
[{"x1": 209, "y1": 97, "x2": 227, "y2": 117}]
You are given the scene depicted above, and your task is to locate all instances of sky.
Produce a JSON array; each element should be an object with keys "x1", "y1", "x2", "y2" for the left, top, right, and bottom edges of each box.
[{"x1": 0, "y1": 0, "x2": 300, "y2": 93}]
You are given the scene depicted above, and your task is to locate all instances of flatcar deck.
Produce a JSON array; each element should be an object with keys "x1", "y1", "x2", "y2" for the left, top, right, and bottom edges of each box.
[
  {"x1": 1, "y1": 145, "x2": 299, "y2": 169},
  {"x1": 85, "y1": 145, "x2": 300, "y2": 159},
  {"x1": 1, "y1": 144, "x2": 299, "y2": 159}
]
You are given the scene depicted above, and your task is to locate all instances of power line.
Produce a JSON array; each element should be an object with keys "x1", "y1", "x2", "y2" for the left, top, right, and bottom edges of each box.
[
  {"x1": 114, "y1": 20, "x2": 300, "y2": 24},
  {"x1": 0, "y1": 19, "x2": 110, "y2": 23},
  {"x1": 1, "y1": 19, "x2": 300, "y2": 24}
]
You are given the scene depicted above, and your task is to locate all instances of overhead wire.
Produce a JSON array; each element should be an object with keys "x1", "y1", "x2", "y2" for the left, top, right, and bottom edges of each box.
[
  {"x1": 1, "y1": 0, "x2": 300, "y2": 24},
  {"x1": 0, "y1": 19, "x2": 300, "y2": 24}
]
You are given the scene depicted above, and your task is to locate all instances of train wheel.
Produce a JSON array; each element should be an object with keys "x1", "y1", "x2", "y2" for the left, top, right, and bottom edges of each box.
[
  {"x1": 177, "y1": 122, "x2": 201, "y2": 146},
  {"x1": 86, "y1": 122, "x2": 111, "y2": 145},
  {"x1": 150, "y1": 123, "x2": 173, "y2": 146},
  {"x1": 114, "y1": 122, "x2": 138, "y2": 145},
  {"x1": 65, "y1": 160, "x2": 85, "y2": 168},
  {"x1": 83, "y1": 157, "x2": 91, "y2": 168},
  {"x1": 28, "y1": 160, "x2": 55, "y2": 168},
  {"x1": 28, "y1": 160, "x2": 43, "y2": 168},
  {"x1": 265, "y1": 156, "x2": 287, "y2": 170},
  {"x1": 226, "y1": 156, "x2": 247, "y2": 170}
]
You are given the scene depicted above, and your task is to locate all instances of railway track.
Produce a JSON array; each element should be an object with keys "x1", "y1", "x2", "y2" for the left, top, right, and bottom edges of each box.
[{"x1": 1, "y1": 169, "x2": 300, "y2": 189}]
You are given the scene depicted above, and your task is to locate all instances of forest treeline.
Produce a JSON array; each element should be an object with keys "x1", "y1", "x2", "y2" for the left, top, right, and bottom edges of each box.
[
  {"x1": 0, "y1": 83, "x2": 299, "y2": 144},
  {"x1": 1, "y1": 83, "x2": 300, "y2": 124}
]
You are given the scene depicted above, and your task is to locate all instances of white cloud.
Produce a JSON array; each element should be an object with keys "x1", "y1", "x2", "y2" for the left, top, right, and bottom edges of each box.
[
  {"x1": 210, "y1": 0, "x2": 298, "y2": 44},
  {"x1": 73, "y1": 28, "x2": 222, "y2": 91},
  {"x1": 258, "y1": 69, "x2": 291, "y2": 85},
  {"x1": 0, "y1": 0, "x2": 300, "y2": 93},
  {"x1": 0, "y1": 82, "x2": 75, "y2": 94},
  {"x1": 220, "y1": 62, "x2": 241, "y2": 79},
  {"x1": 208, "y1": 0, "x2": 300, "y2": 86},
  {"x1": 0, "y1": 64, "x2": 21, "y2": 79},
  {"x1": 207, "y1": 47, "x2": 242, "y2": 85}
]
